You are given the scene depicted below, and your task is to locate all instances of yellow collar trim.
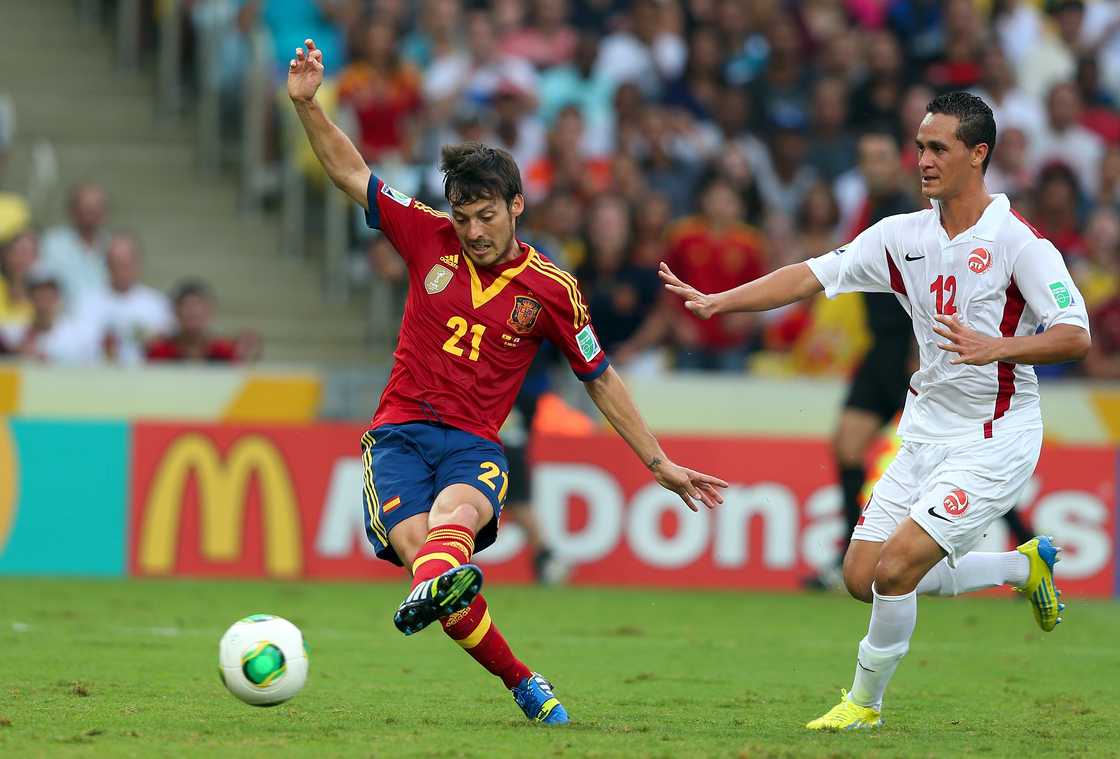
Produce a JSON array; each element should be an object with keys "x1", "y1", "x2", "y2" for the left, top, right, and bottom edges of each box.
[{"x1": 462, "y1": 245, "x2": 535, "y2": 309}]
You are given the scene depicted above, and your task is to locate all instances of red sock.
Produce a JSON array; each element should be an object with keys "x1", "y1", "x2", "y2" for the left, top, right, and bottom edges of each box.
[
  {"x1": 409, "y1": 523, "x2": 475, "y2": 588},
  {"x1": 442, "y1": 594, "x2": 532, "y2": 689}
]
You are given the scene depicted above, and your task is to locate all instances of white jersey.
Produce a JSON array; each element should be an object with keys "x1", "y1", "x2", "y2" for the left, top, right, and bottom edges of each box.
[{"x1": 808, "y1": 193, "x2": 1089, "y2": 443}]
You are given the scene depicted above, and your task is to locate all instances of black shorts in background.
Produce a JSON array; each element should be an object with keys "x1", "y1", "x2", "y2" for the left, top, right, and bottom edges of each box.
[
  {"x1": 504, "y1": 443, "x2": 531, "y2": 505},
  {"x1": 844, "y1": 341, "x2": 911, "y2": 423}
]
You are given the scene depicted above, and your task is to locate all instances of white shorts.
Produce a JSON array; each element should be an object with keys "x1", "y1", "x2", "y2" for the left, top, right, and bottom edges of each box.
[{"x1": 851, "y1": 427, "x2": 1043, "y2": 566}]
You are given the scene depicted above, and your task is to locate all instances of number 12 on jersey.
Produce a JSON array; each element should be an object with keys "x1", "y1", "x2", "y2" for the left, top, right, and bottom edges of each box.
[
  {"x1": 443, "y1": 316, "x2": 486, "y2": 361},
  {"x1": 930, "y1": 275, "x2": 957, "y2": 316}
]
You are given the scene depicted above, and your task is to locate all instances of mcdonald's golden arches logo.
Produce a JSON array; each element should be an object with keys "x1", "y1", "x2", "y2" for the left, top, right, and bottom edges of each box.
[{"x1": 138, "y1": 433, "x2": 303, "y2": 578}]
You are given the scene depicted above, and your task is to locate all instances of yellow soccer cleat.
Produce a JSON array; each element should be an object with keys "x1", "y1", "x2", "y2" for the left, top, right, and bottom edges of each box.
[
  {"x1": 1015, "y1": 536, "x2": 1065, "y2": 632},
  {"x1": 805, "y1": 690, "x2": 882, "y2": 731}
]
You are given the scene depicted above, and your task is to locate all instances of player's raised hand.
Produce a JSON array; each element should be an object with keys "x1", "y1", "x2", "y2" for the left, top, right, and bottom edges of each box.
[
  {"x1": 288, "y1": 39, "x2": 325, "y2": 102},
  {"x1": 651, "y1": 460, "x2": 729, "y2": 512},
  {"x1": 933, "y1": 314, "x2": 1002, "y2": 365},
  {"x1": 659, "y1": 262, "x2": 718, "y2": 319}
]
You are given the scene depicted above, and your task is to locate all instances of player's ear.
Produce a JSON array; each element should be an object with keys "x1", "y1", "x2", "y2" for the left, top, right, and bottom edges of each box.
[
  {"x1": 972, "y1": 143, "x2": 988, "y2": 170},
  {"x1": 509, "y1": 194, "x2": 525, "y2": 219}
]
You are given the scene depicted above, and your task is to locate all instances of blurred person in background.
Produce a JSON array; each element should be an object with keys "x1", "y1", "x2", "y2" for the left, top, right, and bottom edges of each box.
[
  {"x1": 0, "y1": 228, "x2": 37, "y2": 336},
  {"x1": 594, "y1": 0, "x2": 686, "y2": 97},
  {"x1": 923, "y1": 0, "x2": 983, "y2": 92},
  {"x1": 578, "y1": 194, "x2": 666, "y2": 374},
  {"x1": 490, "y1": 78, "x2": 548, "y2": 173},
  {"x1": 1033, "y1": 162, "x2": 1087, "y2": 261},
  {"x1": 146, "y1": 280, "x2": 260, "y2": 363},
  {"x1": 748, "y1": 12, "x2": 814, "y2": 130},
  {"x1": 983, "y1": 125, "x2": 1033, "y2": 198},
  {"x1": 849, "y1": 29, "x2": 908, "y2": 132},
  {"x1": 2, "y1": 269, "x2": 101, "y2": 364},
  {"x1": 537, "y1": 29, "x2": 616, "y2": 157},
  {"x1": 751, "y1": 114, "x2": 818, "y2": 218},
  {"x1": 79, "y1": 233, "x2": 174, "y2": 366},
  {"x1": 1071, "y1": 206, "x2": 1120, "y2": 310},
  {"x1": 806, "y1": 76, "x2": 859, "y2": 182},
  {"x1": 39, "y1": 183, "x2": 110, "y2": 306},
  {"x1": 337, "y1": 17, "x2": 423, "y2": 163},
  {"x1": 808, "y1": 131, "x2": 919, "y2": 589},
  {"x1": 661, "y1": 24, "x2": 725, "y2": 123},
  {"x1": 970, "y1": 45, "x2": 1045, "y2": 142},
  {"x1": 524, "y1": 106, "x2": 612, "y2": 203},
  {"x1": 423, "y1": 9, "x2": 538, "y2": 124},
  {"x1": 1031, "y1": 81, "x2": 1105, "y2": 196},
  {"x1": 1083, "y1": 290, "x2": 1120, "y2": 378},
  {"x1": 666, "y1": 174, "x2": 766, "y2": 371},
  {"x1": 401, "y1": 0, "x2": 463, "y2": 70},
  {"x1": 501, "y1": 0, "x2": 579, "y2": 69},
  {"x1": 1095, "y1": 145, "x2": 1120, "y2": 208},
  {"x1": 1017, "y1": 0, "x2": 1084, "y2": 102}
]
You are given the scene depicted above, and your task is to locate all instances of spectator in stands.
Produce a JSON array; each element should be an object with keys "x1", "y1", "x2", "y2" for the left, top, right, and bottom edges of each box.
[
  {"x1": 260, "y1": 0, "x2": 350, "y2": 79},
  {"x1": 924, "y1": 0, "x2": 983, "y2": 91},
  {"x1": 849, "y1": 30, "x2": 907, "y2": 132},
  {"x1": 985, "y1": 126, "x2": 1034, "y2": 199},
  {"x1": 1033, "y1": 162, "x2": 1088, "y2": 260},
  {"x1": 970, "y1": 45, "x2": 1045, "y2": 141},
  {"x1": 401, "y1": 0, "x2": 463, "y2": 70},
  {"x1": 423, "y1": 9, "x2": 538, "y2": 123},
  {"x1": 631, "y1": 190, "x2": 673, "y2": 267},
  {"x1": 662, "y1": 24, "x2": 725, "y2": 122},
  {"x1": 1084, "y1": 292, "x2": 1120, "y2": 379},
  {"x1": 501, "y1": 0, "x2": 578, "y2": 69},
  {"x1": 39, "y1": 183, "x2": 110, "y2": 306},
  {"x1": 1018, "y1": 0, "x2": 1084, "y2": 102},
  {"x1": 806, "y1": 76, "x2": 858, "y2": 182},
  {"x1": 490, "y1": 78, "x2": 548, "y2": 173},
  {"x1": 80, "y1": 233, "x2": 174, "y2": 366},
  {"x1": 537, "y1": 29, "x2": 615, "y2": 157},
  {"x1": 2, "y1": 268, "x2": 101, "y2": 364},
  {"x1": 337, "y1": 17, "x2": 423, "y2": 163},
  {"x1": 146, "y1": 280, "x2": 260, "y2": 363},
  {"x1": 1096, "y1": 146, "x2": 1120, "y2": 208},
  {"x1": 1032, "y1": 81, "x2": 1106, "y2": 196},
  {"x1": 525, "y1": 106, "x2": 611, "y2": 203},
  {"x1": 749, "y1": 13, "x2": 814, "y2": 129},
  {"x1": 577, "y1": 195, "x2": 665, "y2": 373},
  {"x1": 751, "y1": 114, "x2": 818, "y2": 218},
  {"x1": 665, "y1": 174, "x2": 767, "y2": 371},
  {"x1": 1071, "y1": 206, "x2": 1120, "y2": 310},
  {"x1": 0, "y1": 228, "x2": 37, "y2": 335},
  {"x1": 594, "y1": 0, "x2": 686, "y2": 97}
]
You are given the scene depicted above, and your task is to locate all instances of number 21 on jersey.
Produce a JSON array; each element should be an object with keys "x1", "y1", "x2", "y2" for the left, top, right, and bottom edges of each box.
[
  {"x1": 443, "y1": 316, "x2": 485, "y2": 361},
  {"x1": 930, "y1": 275, "x2": 957, "y2": 316}
]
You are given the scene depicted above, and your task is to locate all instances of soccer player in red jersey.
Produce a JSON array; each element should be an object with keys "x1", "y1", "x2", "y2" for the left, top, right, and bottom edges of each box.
[{"x1": 288, "y1": 39, "x2": 727, "y2": 724}]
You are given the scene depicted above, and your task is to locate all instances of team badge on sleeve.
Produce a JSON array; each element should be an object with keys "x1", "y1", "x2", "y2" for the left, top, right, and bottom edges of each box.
[
  {"x1": 575, "y1": 324, "x2": 602, "y2": 361},
  {"x1": 380, "y1": 183, "x2": 412, "y2": 207},
  {"x1": 1048, "y1": 281, "x2": 1073, "y2": 308},
  {"x1": 507, "y1": 296, "x2": 542, "y2": 334}
]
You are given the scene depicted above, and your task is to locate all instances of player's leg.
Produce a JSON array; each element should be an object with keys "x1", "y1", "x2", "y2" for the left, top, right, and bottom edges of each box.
[
  {"x1": 431, "y1": 430, "x2": 569, "y2": 723},
  {"x1": 808, "y1": 518, "x2": 943, "y2": 730}
]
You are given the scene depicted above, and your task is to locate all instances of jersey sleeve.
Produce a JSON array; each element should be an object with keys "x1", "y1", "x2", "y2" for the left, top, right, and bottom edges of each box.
[
  {"x1": 363, "y1": 174, "x2": 449, "y2": 264},
  {"x1": 1012, "y1": 239, "x2": 1091, "y2": 333},
  {"x1": 806, "y1": 219, "x2": 895, "y2": 297},
  {"x1": 536, "y1": 270, "x2": 610, "y2": 381}
]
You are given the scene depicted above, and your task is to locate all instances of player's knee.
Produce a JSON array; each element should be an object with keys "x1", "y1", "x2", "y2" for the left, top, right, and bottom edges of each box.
[
  {"x1": 873, "y1": 553, "x2": 920, "y2": 596},
  {"x1": 430, "y1": 501, "x2": 488, "y2": 532},
  {"x1": 842, "y1": 555, "x2": 874, "y2": 603}
]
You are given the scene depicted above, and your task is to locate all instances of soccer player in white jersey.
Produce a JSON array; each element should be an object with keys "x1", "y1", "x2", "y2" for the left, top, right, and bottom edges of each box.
[{"x1": 660, "y1": 92, "x2": 1091, "y2": 730}]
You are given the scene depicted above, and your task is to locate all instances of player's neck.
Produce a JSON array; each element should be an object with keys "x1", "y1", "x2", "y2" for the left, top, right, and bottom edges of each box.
[
  {"x1": 936, "y1": 185, "x2": 993, "y2": 240},
  {"x1": 493, "y1": 239, "x2": 524, "y2": 267}
]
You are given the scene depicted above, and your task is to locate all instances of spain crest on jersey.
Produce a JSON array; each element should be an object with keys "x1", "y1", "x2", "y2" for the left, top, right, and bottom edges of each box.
[{"x1": 508, "y1": 295, "x2": 542, "y2": 334}]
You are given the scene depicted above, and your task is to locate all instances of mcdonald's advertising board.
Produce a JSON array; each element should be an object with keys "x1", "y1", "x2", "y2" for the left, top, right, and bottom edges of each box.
[
  {"x1": 128, "y1": 423, "x2": 1118, "y2": 596},
  {"x1": 0, "y1": 419, "x2": 129, "y2": 576}
]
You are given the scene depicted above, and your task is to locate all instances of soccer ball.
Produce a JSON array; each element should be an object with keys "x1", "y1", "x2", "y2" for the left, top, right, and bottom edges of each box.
[{"x1": 218, "y1": 614, "x2": 309, "y2": 706}]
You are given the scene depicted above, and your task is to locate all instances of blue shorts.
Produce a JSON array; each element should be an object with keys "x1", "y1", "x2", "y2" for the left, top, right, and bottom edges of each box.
[{"x1": 360, "y1": 422, "x2": 508, "y2": 566}]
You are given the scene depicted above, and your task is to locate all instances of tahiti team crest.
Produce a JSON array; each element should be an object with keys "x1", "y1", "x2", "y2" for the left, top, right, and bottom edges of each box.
[
  {"x1": 508, "y1": 295, "x2": 542, "y2": 334},
  {"x1": 942, "y1": 489, "x2": 969, "y2": 517},
  {"x1": 968, "y1": 248, "x2": 992, "y2": 274}
]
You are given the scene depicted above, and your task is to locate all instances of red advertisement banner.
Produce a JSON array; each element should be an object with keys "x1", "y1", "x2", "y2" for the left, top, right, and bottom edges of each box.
[{"x1": 128, "y1": 424, "x2": 1117, "y2": 596}]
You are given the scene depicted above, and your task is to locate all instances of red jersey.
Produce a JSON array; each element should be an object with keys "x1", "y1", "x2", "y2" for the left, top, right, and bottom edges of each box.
[
  {"x1": 365, "y1": 175, "x2": 609, "y2": 442},
  {"x1": 146, "y1": 335, "x2": 238, "y2": 362}
]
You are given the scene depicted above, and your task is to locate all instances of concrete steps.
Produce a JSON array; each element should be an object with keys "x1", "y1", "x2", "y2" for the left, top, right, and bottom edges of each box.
[{"x1": 1, "y1": 2, "x2": 376, "y2": 366}]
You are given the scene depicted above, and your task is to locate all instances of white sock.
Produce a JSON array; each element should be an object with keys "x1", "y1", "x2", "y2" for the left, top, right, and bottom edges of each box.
[
  {"x1": 915, "y1": 552, "x2": 1029, "y2": 597},
  {"x1": 849, "y1": 585, "x2": 916, "y2": 710}
]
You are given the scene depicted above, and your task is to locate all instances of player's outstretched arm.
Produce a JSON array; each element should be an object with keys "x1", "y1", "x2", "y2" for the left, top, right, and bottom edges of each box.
[
  {"x1": 658, "y1": 261, "x2": 822, "y2": 319},
  {"x1": 288, "y1": 38, "x2": 371, "y2": 208},
  {"x1": 583, "y1": 366, "x2": 728, "y2": 512}
]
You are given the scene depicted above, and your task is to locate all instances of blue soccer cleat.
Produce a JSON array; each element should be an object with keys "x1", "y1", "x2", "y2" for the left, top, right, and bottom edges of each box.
[
  {"x1": 394, "y1": 564, "x2": 483, "y2": 636},
  {"x1": 512, "y1": 673, "x2": 570, "y2": 724}
]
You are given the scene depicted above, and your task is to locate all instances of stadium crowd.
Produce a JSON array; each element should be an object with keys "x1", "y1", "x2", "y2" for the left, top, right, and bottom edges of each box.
[{"x1": 2, "y1": 0, "x2": 1120, "y2": 377}]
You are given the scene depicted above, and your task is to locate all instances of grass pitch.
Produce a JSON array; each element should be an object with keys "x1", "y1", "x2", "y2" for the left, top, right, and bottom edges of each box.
[{"x1": 0, "y1": 578, "x2": 1117, "y2": 758}]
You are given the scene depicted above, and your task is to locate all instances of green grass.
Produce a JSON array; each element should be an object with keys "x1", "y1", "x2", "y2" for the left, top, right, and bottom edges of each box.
[{"x1": 0, "y1": 579, "x2": 1117, "y2": 758}]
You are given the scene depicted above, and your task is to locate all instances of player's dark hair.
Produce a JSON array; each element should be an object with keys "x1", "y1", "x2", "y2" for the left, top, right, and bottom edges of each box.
[
  {"x1": 440, "y1": 142, "x2": 523, "y2": 208},
  {"x1": 926, "y1": 91, "x2": 997, "y2": 173},
  {"x1": 171, "y1": 278, "x2": 214, "y2": 306}
]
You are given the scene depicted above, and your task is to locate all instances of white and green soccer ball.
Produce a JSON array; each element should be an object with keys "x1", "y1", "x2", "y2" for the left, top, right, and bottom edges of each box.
[{"x1": 218, "y1": 614, "x2": 309, "y2": 706}]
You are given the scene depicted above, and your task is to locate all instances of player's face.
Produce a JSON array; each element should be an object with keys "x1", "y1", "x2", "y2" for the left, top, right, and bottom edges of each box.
[
  {"x1": 451, "y1": 194, "x2": 525, "y2": 267},
  {"x1": 915, "y1": 113, "x2": 986, "y2": 200}
]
